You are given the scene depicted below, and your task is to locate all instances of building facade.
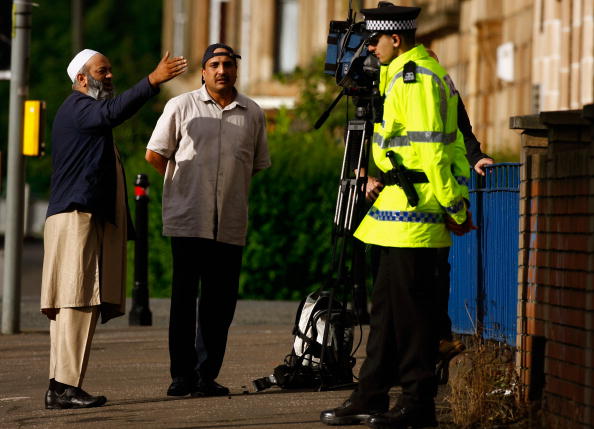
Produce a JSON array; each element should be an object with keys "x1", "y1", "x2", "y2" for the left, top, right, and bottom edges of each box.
[{"x1": 160, "y1": 0, "x2": 594, "y2": 154}]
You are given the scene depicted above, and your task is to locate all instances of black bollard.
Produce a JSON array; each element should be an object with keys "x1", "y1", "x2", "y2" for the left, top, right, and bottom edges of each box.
[{"x1": 129, "y1": 173, "x2": 152, "y2": 326}]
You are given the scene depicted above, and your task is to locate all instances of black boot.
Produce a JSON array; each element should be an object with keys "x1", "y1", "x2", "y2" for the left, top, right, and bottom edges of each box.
[
  {"x1": 321, "y1": 396, "x2": 388, "y2": 426},
  {"x1": 366, "y1": 400, "x2": 437, "y2": 429}
]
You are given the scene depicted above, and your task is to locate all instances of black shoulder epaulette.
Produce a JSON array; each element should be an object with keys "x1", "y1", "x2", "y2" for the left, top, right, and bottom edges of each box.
[{"x1": 403, "y1": 61, "x2": 416, "y2": 83}]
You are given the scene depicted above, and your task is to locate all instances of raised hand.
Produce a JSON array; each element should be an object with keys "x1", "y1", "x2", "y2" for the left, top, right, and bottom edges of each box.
[{"x1": 148, "y1": 51, "x2": 188, "y2": 87}]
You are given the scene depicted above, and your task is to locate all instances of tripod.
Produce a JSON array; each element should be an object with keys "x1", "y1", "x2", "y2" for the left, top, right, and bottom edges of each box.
[{"x1": 317, "y1": 92, "x2": 379, "y2": 390}]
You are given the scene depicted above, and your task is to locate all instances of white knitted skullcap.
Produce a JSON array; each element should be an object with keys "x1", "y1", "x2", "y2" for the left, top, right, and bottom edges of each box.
[{"x1": 67, "y1": 49, "x2": 100, "y2": 82}]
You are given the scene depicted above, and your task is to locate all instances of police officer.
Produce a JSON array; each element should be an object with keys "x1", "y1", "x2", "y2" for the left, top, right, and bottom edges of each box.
[{"x1": 321, "y1": 5, "x2": 474, "y2": 428}]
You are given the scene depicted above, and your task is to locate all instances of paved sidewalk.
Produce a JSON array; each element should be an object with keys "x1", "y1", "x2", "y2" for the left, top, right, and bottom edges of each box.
[
  {"x1": 0, "y1": 240, "x2": 458, "y2": 428},
  {"x1": 0, "y1": 300, "x2": 457, "y2": 429}
]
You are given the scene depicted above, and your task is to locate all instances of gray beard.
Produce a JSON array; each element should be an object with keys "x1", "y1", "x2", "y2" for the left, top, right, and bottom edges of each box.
[{"x1": 85, "y1": 73, "x2": 114, "y2": 100}]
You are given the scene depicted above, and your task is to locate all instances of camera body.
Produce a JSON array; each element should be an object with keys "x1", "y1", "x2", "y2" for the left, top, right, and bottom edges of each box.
[{"x1": 324, "y1": 20, "x2": 380, "y2": 91}]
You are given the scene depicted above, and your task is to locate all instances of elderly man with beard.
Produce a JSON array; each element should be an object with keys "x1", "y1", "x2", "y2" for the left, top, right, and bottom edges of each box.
[{"x1": 41, "y1": 48, "x2": 187, "y2": 409}]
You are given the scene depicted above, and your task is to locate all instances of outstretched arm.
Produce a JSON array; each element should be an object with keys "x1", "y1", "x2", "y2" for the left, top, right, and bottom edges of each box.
[{"x1": 148, "y1": 51, "x2": 188, "y2": 88}]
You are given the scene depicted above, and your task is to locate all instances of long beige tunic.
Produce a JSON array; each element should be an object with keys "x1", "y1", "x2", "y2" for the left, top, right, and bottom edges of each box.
[{"x1": 41, "y1": 146, "x2": 127, "y2": 323}]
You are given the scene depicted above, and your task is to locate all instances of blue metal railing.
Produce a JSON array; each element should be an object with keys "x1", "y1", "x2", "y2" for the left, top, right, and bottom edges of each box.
[{"x1": 448, "y1": 163, "x2": 520, "y2": 345}]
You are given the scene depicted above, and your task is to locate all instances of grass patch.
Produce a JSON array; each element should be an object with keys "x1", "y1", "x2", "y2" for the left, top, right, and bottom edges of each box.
[{"x1": 447, "y1": 336, "x2": 527, "y2": 428}]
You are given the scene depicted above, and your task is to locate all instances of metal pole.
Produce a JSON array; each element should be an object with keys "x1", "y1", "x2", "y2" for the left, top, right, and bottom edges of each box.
[
  {"x1": 129, "y1": 174, "x2": 152, "y2": 326},
  {"x1": 71, "y1": 0, "x2": 83, "y2": 54},
  {"x1": 2, "y1": 0, "x2": 33, "y2": 334}
]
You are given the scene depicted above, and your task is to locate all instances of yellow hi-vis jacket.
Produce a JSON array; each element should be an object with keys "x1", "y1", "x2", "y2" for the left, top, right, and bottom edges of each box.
[{"x1": 354, "y1": 44, "x2": 470, "y2": 248}]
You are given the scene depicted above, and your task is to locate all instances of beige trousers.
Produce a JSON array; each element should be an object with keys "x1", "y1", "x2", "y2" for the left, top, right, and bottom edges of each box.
[{"x1": 49, "y1": 306, "x2": 99, "y2": 387}]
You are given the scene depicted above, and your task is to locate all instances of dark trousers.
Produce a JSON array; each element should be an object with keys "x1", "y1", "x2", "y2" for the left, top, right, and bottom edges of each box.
[
  {"x1": 169, "y1": 237, "x2": 243, "y2": 381},
  {"x1": 369, "y1": 245, "x2": 453, "y2": 341},
  {"x1": 353, "y1": 247, "x2": 443, "y2": 405},
  {"x1": 436, "y1": 247, "x2": 452, "y2": 341}
]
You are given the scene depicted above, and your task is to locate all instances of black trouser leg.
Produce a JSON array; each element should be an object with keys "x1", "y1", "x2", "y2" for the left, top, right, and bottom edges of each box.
[
  {"x1": 436, "y1": 247, "x2": 453, "y2": 341},
  {"x1": 353, "y1": 247, "x2": 441, "y2": 405},
  {"x1": 391, "y1": 247, "x2": 440, "y2": 402},
  {"x1": 194, "y1": 240, "x2": 243, "y2": 381},
  {"x1": 351, "y1": 246, "x2": 398, "y2": 407},
  {"x1": 169, "y1": 237, "x2": 200, "y2": 380}
]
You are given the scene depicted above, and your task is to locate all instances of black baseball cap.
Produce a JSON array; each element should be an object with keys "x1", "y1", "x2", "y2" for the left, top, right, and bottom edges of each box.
[{"x1": 201, "y1": 43, "x2": 242, "y2": 68}]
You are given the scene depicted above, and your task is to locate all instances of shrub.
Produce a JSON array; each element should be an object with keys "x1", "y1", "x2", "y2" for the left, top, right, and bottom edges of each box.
[{"x1": 240, "y1": 109, "x2": 344, "y2": 299}]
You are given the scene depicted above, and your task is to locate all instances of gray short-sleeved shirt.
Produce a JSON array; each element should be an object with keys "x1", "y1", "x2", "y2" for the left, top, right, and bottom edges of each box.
[{"x1": 147, "y1": 85, "x2": 270, "y2": 246}]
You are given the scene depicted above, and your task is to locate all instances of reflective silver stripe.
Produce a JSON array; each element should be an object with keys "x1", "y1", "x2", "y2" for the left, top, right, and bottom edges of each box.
[
  {"x1": 386, "y1": 71, "x2": 402, "y2": 94},
  {"x1": 381, "y1": 135, "x2": 410, "y2": 148},
  {"x1": 407, "y1": 131, "x2": 457, "y2": 144},
  {"x1": 378, "y1": 131, "x2": 457, "y2": 148},
  {"x1": 374, "y1": 132, "x2": 412, "y2": 148},
  {"x1": 416, "y1": 66, "x2": 448, "y2": 132},
  {"x1": 372, "y1": 132, "x2": 383, "y2": 145}
]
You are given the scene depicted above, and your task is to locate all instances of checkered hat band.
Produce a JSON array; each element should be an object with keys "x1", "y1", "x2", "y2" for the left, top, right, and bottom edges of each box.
[{"x1": 365, "y1": 19, "x2": 416, "y2": 32}]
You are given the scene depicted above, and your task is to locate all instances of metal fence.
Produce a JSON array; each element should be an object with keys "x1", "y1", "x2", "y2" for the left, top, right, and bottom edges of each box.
[{"x1": 448, "y1": 163, "x2": 521, "y2": 345}]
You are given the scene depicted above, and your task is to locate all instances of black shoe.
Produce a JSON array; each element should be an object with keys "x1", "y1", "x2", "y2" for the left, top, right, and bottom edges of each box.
[
  {"x1": 366, "y1": 403, "x2": 437, "y2": 429},
  {"x1": 44, "y1": 389, "x2": 58, "y2": 409},
  {"x1": 45, "y1": 387, "x2": 107, "y2": 409},
  {"x1": 321, "y1": 398, "x2": 387, "y2": 426},
  {"x1": 167, "y1": 377, "x2": 192, "y2": 396},
  {"x1": 190, "y1": 379, "x2": 230, "y2": 397}
]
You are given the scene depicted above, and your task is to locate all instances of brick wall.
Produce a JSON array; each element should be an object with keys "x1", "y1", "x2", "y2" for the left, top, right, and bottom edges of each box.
[{"x1": 512, "y1": 105, "x2": 594, "y2": 429}]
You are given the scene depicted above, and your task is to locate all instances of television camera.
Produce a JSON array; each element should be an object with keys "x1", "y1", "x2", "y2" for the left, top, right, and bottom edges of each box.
[{"x1": 315, "y1": 5, "x2": 382, "y2": 129}]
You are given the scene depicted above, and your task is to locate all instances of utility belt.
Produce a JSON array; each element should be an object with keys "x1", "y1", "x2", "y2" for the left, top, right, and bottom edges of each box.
[{"x1": 379, "y1": 169, "x2": 428, "y2": 187}]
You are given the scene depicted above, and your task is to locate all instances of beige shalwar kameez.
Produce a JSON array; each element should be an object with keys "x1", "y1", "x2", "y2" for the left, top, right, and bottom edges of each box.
[{"x1": 41, "y1": 146, "x2": 128, "y2": 385}]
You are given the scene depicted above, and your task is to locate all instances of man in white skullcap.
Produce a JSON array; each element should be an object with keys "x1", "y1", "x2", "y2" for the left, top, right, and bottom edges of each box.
[{"x1": 41, "y1": 48, "x2": 187, "y2": 409}]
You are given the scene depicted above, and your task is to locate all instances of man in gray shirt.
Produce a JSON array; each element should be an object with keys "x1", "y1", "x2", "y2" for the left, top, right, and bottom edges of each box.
[{"x1": 146, "y1": 43, "x2": 270, "y2": 397}]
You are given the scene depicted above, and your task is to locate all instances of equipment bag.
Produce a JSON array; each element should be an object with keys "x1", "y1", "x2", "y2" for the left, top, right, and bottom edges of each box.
[{"x1": 252, "y1": 290, "x2": 356, "y2": 391}]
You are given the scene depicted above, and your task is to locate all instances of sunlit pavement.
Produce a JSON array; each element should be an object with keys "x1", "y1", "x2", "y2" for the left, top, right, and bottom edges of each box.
[{"x1": 0, "y1": 299, "x2": 459, "y2": 429}]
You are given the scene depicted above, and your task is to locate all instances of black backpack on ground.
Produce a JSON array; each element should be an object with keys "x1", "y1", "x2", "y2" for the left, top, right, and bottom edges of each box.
[{"x1": 252, "y1": 290, "x2": 357, "y2": 391}]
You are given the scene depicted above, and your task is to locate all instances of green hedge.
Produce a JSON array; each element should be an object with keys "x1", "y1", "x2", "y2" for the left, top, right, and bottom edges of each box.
[{"x1": 240, "y1": 110, "x2": 344, "y2": 300}]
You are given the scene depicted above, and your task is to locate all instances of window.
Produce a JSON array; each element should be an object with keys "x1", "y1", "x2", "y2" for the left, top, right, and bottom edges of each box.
[
  {"x1": 173, "y1": 0, "x2": 189, "y2": 58},
  {"x1": 276, "y1": 0, "x2": 299, "y2": 73},
  {"x1": 209, "y1": 0, "x2": 230, "y2": 44}
]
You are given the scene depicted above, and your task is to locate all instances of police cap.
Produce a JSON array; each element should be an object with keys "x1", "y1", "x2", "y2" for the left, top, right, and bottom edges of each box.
[{"x1": 361, "y1": 5, "x2": 421, "y2": 33}]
